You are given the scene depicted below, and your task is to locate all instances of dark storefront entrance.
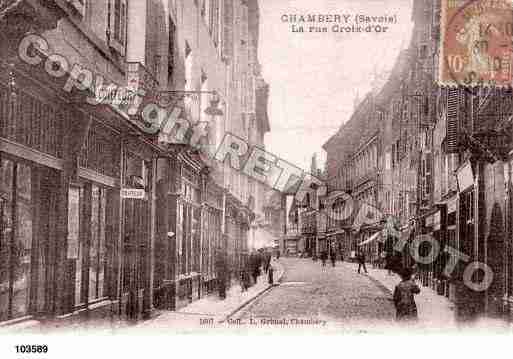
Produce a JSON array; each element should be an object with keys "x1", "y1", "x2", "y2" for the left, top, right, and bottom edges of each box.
[
  {"x1": 122, "y1": 152, "x2": 152, "y2": 319},
  {"x1": 66, "y1": 182, "x2": 117, "y2": 313},
  {"x1": 0, "y1": 154, "x2": 59, "y2": 322}
]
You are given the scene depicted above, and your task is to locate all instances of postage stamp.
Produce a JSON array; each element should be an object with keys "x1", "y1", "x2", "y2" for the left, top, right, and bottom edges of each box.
[{"x1": 439, "y1": 0, "x2": 513, "y2": 87}]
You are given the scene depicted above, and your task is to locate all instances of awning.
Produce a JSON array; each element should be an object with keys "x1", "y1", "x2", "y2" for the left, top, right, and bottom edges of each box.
[
  {"x1": 326, "y1": 228, "x2": 350, "y2": 237},
  {"x1": 358, "y1": 231, "x2": 381, "y2": 246}
]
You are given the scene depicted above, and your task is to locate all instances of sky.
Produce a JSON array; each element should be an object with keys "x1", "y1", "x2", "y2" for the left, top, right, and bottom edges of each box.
[{"x1": 258, "y1": 0, "x2": 414, "y2": 172}]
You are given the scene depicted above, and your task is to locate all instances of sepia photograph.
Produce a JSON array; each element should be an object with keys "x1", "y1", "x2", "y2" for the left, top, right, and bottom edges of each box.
[{"x1": 0, "y1": 0, "x2": 513, "y2": 356}]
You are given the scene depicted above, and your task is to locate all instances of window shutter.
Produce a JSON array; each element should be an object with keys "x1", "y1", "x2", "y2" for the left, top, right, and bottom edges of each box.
[
  {"x1": 222, "y1": 0, "x2": 233, "y2": 61},
  {"x1": 201, "y1": 0, "x2": 206, "y2": 17},
  {"x1": 109, "y1": 0, "x2": 126, "y2": 56},
  {"x1": 420, "y1": 155, "x2": 426, "y2": 198},
  {"x1": 212, "y1": 0, "x2": 220, "y2": 46},
  {"x1": 426, "y1": 152, "x2": 432, "y2": 196},
  {"x1": 446, "y1": 87, "x2": 459, "y2": 153},
  {"x1": 423, "y1": 95, "x2": 429, "y2": 116},
  {"x1": 168, "y1": 18, "x2": 176, "y2": 82},
  {"x1": 67, "y1": 0, "x2": 86, "y2": 16}
]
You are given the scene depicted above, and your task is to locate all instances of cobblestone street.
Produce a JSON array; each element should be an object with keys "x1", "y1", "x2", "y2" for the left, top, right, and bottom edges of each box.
[{"x1": 232, "y1": 258, "x2": 396, "y2": 333}]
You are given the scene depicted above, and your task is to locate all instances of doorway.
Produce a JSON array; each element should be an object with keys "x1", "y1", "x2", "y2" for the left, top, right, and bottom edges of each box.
[{"x1": 0, "y1": 155, "x2": 58, "y2": 321}]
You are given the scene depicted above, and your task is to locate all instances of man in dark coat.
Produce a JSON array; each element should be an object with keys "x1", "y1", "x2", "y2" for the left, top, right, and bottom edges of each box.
[
  {"x1": 357, "y1": 249, "x2": 368, "y2": 274},
  {"x1": 251, "y1": 251, "x2": 261, "y2": 284},
  {"x1": 215, "y1": 249, "x2": 227, "y2": 299},
  {"x1": 393, "y1": 267, "x2": 420, "y2": 321},
  {"x1": 330, "y1": 249, "x2": 336, "y2": 267},
  {"x1": 320, "y1": 250, "x2": 328, "y2": 267},
  {"x1": 265, "y1": 252, "x2": 272, "y2": 273}
]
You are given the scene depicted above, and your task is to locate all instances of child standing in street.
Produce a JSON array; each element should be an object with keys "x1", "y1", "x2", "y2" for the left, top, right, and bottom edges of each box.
[{"x1": 393, "y1": 267, "x2": 421, "y2": 322}]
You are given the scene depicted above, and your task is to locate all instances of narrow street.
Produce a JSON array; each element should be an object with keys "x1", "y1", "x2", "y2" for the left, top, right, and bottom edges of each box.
[{"x1": 232, "y1": 258, "x2": 396, "y2": 332}]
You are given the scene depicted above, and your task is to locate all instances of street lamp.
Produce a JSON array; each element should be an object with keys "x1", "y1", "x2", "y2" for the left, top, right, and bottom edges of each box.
[{"x1": 204, "y1": 92, "x2": 224, "y2": 117}]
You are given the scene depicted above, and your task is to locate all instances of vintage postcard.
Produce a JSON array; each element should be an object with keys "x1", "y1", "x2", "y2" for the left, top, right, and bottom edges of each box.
[{"x1": 1, "y1": 0, "x2": 513, "y2": 356}]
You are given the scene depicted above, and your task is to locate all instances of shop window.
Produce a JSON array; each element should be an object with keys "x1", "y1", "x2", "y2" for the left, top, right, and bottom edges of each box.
[
  {"x1": 89, "y1": 185, "x2": 107, "y2": 301},
  {"x1": 181, "y1": 203, "x2": 189, "y2": 275},
  {"x1": 192, "y1": 207, "x2": 201, "y2": 273},
  {"x1": 69, "y1": 184, "x2": 110, "y2": 307},
  {"x1": 0, "y1": 159, "x2": 32, "y2": 321},
  {"x1": 68, "y1": 187, "x2": 84, "y2": 306},
  {"x1": 459, "y1": 190, "x2": 475, "y2": 257}
]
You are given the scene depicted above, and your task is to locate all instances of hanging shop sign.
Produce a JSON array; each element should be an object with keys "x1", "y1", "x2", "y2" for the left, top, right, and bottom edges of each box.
[
  {"x1": 121, "y1": 188, "x2": 146, "y2": 199},
  {"x1": 447, "y1": 196, "x2": 457, "y2": 214},
  {"x1": 456, "y1": 160, "x2": 474, "y2": 193}
]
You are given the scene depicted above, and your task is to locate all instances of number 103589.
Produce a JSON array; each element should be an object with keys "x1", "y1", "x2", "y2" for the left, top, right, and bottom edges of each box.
[{"x1": 15, "y1": 345, "x2": 48, "y2": 354}]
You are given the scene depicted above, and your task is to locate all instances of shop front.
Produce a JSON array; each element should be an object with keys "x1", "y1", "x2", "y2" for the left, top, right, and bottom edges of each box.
[
  {"x1": 444, "y1": 196, "x2": 457, "y2": 300},
  {"x1": 201, "y1": 181, "x2": 223, "y2": 294},
  {"x1": 453, "y1": 159, "x2": 484, "y2": 321},
  {"x1": 120, "y1": 142, "x2": 156, "y2": 320},
  {"x1": 0, "y1": 155, "x2": 59, "y2": 322},
  {"x1": 0, "y1": 82, "x2": 128, "y2": 323},
  {"x1": 153, "y1": 149, "x2": 208, "y2": 311},
  {"x1": 419, "y1": 206, "x2": 447, "y2": 295},
  {"x1": 64, "y1": 120, "x2": 122, "y2": 320},
  {"x1": 0, "y1": 62, "x2": 68, "y2": 322},
  {"x1": 225, "y1": 195, "x2": 247, "y2": 285}
]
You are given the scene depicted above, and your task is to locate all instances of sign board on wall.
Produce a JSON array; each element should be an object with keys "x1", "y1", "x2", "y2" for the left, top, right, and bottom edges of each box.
[
  {"x1": 456, "y1": 160, "x2": 474, "y2": 192},
  {"x1": 447, "y1": 196, "x2": 457, "y2": 214},
  {"x1": 121, "y1": 188, "x2": 146, "y2": 199}
]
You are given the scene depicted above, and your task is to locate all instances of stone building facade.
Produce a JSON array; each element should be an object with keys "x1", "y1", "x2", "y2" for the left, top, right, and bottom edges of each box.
[
  {"x1": 323, "y1": 0, "x2": 513, "y2": 323},
  {"x1": 0, "y1": 0, "x2": 269, "y2": 325}
]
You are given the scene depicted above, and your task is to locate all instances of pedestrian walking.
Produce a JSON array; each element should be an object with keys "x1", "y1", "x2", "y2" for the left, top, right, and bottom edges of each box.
[
  {"x1": 268, "y1": 263, "x2": 274, "y2": 285},
  {"x1": 276, "y1": 250, "x2": 280, "y2": 260},
  {"x1": 356, "y1": 249, "x2": 368, "y2": 274},
  {"x1": 393, "y1": 267, "x2": 420, "y2": 322},
  {"x1": 240, "y1": 269, "x2": 251, "y2": 292},
  {"x1": 330, "y1": 250, "x2": 336, "y2": 267},
  {"x1": 252, "y1": 256, "x2": 260, "y2": 284},
  {"x1": 320, "y1": 250, "x2": 328, "y2": 267},
  {"x1": 215, "y1": 249, "x2": 227, "y2": 299}
]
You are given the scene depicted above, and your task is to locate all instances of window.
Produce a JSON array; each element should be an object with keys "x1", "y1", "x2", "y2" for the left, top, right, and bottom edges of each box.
[
  {"x1": 168, "y1": 18, "x2": 176, "y2": 86},
  {"x1": 200, "y1": 70, "x2": 209, "y2": 124},
  {"x1": 222, "y1": 0, "x2": 234, "y2": 60},
  {"x1": 185, "y1": 41, "x2": 192, "y2": 89},
  {"x1": 420, "y1": 153, "x2": 433, "y2": 200},
  {"x1": 419, "y1": 44, "x2": 428, "y2": 59},
  {"x1": 192, "y1": 207, "x2": 200, "y2": 273},
  {"x1": 70, "y1": 184, "x2": 110, "y2": 306},
  {"x1": 0, "y1": 159, "x2": 33, "y2": 321},
  {"x1": 170, "y1": 0, "x2": 177, "y2": 16},
  {"x1": 441, "y1": 153, "x2": 447, "y2": 195},
  {"x1": 68, "y1": 187, "x2": 83, "y2": 306},
  {"x1": 67, "y1": 0, "x2": 86, "y2": 16},
  {"x1": 109, "y1": 0, "x2": 127, "y2": 56},
  {"x1": 153, "y1": 55, "x2": 161, "y2": 81},
  {"x1": 181, "y1": 203, "x2": 189, "y2": 274}
]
